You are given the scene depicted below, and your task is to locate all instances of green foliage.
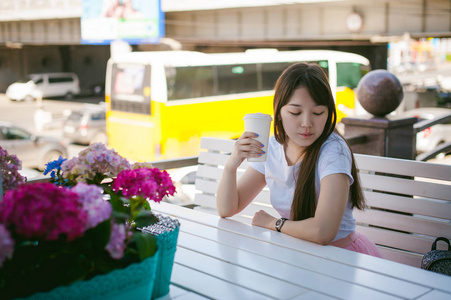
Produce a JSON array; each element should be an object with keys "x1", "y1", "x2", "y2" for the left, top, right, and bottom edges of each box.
[{"x1": 133, "y1": 232, "x2": 157, "y2": 260}]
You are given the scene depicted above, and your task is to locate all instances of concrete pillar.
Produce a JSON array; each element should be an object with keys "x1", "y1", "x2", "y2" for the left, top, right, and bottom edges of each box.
[{"x1": 342, "y1": 114, "x2": 417, "y2": 159}]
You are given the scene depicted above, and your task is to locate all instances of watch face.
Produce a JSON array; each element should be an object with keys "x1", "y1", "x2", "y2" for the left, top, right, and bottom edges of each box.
[{"x1": 276, "y1": 219, "x2": 282, "y2": 226}]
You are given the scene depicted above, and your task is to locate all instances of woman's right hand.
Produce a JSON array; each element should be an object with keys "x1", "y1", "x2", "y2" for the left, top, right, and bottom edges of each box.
[{"x1": 226, "y1": 132, "x2": 265, "y2": 170}]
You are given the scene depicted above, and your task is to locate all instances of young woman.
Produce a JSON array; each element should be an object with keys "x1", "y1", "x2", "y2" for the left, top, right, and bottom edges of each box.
[{"x1": 216, "y1": 62, "x2": 382, "y2": 257}]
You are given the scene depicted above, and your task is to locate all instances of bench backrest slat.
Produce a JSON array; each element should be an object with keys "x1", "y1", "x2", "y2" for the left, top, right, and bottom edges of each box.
[
  {"x1": 364, "y1": 191, "x2": 451, "y2": 219},
  {"x1": 377, "y1": 246, "x2": 423, "y2": 267},
  {"x1": 359, "y1": 172, "x2": 451, "y2": 200},
  {"x1": 356, "y1": 225, "x2": 440, "y2": 254},
  {"x1": 197, "y1": 165, "x2": 225, "y2": 181},
  {"x1": 355, "y1": 154, "x2": 451, "y2": 181},
  {"x1": 194, "y1": 190, "x2": 275, "y2": 216},
  {"x1": 198, "y1": 151, "x2": 230, "y2": 167},
  {"x1": 200, "y1": 137, "x2": 235, "y2": 153},
  {"x1": 195, "y1": 178, "x2": 272, "y2": 207},
  {"x1": 194, "y1": 137, "x2": 451, "y2": 268},
  {"x1": 353, "y1": 209, "x2": 450, "y2": 238}
]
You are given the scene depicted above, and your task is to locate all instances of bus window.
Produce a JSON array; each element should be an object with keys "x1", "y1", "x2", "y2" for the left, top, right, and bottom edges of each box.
[
  {"x1": 260, "y1": 62, "x2": 293, "y2": 90},
  {"x1": 317, "y1": 60, "x2": 329, "y2": 73},
  {"x1": 217, "y1": 64, "x2": 258, "y2": 95},
  {"x1": 166, "y1": 66, "x2": 215, "y2": 100},
  {"x1": 111, "y1": 63, "x2": 151, "y2": 115},
  {"x1": 260, "y1": 61, "x2": 328, "y2": 91},
  {"x1": 337, "y1": 62, "x2": 367, "y2": 89}
]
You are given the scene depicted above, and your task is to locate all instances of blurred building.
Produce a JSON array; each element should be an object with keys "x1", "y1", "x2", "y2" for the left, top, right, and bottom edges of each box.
[{"x1": 0, "y1": 0, "x2": 450, "y2": 93}]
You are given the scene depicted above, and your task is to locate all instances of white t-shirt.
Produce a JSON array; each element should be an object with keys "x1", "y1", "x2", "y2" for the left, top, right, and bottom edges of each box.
[{"x1": 249, "y1": 132, "x2": 356, "y2": 241}]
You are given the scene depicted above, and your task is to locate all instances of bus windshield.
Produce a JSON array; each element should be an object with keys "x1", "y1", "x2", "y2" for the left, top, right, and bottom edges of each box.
[{"x1": 110, "y1": 63, "x2": 151, "y2": 115}]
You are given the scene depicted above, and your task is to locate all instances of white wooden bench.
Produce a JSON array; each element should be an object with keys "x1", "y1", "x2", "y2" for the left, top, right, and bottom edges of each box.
[{"x1": 194, "y1": 137, "x2": 451, "y2": 268}]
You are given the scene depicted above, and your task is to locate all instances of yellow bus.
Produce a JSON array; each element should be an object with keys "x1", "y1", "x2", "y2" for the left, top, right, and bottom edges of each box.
[{"x1": 105, "y1": 49, "x2": 370, "y2": 162}]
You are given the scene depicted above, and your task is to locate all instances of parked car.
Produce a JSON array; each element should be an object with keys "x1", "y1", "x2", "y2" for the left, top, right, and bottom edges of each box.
[
  {"x1": 62, "y1": 103, "x2": 107, "y2": 145},
  {"x1": 400, "y1": 107, "x2": 451, "y2": 154},
  {"x1": 6, "y1": 72, "x2": 80, "y2": 101},
  {"x1": 0, "y1": 121, "x2": 68, "y2": 170}
]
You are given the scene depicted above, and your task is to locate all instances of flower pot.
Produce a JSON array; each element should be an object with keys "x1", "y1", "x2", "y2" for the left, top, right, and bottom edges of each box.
[
  {"x1": 142, "y1": 214, "x2": 180, "y2": 299},
  {"x1": 19, "y1": 252, "x2": 159, "y2": 300}
]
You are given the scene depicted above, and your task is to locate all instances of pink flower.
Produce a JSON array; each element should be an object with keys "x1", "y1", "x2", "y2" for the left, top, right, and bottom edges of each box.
[
  {"x1": 71, "y1": 183, "x2": 112, "y2": 229},
  {"x1": 112, "y1": 168, "x2": 176, "y2": 202},
  {"x1": 0, "y1": 183, "x2": 87, "y2": 242},
  {"x1": 0, "y1": 224, "x2": 14, "y2": 267},
  {"x1": 105, "y1": 223, "x2": 126, "y2": 259}
]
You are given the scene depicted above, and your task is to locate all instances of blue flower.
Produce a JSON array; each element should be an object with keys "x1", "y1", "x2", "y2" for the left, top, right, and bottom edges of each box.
[
  {"x1": 44, "y1": 156, "x2": 67, "y2": 185},
  {"x1": 43, "y1": 156, "x2": 67, "y2": 176}
]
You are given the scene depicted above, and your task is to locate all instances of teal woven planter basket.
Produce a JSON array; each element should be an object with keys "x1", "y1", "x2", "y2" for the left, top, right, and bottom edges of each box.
[
  {"x1": 20, "y1": 252, "x2": 159, "y2": 300},
  {"x1": 142, "y1": 214, "x2": 180, "y2": 299}
]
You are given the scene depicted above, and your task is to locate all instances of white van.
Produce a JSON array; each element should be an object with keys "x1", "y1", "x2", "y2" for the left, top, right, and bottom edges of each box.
[{"x1": 6, "y1": 72, "x2": 80, "y2": 101}]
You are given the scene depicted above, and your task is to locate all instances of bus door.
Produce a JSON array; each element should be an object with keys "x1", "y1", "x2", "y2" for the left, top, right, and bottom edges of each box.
[{"x1": 107, "y1": 63, "x2": 154, "y2": 162}]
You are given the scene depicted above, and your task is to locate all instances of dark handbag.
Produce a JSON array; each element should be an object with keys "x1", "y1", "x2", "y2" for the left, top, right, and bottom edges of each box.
[{"x1": 421, "y1": 237, "x2": 451, "y2": 276}]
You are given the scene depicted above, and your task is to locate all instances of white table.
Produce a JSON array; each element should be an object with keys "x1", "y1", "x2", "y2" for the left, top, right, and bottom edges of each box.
[{"x1": 153, "y1": 202, "x2": 451, "y2": 300}]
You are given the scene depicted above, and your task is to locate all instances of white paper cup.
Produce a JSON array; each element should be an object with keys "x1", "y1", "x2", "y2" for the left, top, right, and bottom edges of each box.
[{"x1": 243, "y1": 113, "x2": 272, "y2": 162}]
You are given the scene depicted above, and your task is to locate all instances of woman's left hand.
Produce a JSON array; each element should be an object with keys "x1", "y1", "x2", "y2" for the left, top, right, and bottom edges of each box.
[{"x1": 252, "y1": 210, "x2": 277, "y2": 230}]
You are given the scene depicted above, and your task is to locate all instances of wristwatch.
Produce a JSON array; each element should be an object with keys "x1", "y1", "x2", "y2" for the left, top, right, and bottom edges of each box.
[{"x1": 275, "y1": 218, "x2": 287, "y2": 232}]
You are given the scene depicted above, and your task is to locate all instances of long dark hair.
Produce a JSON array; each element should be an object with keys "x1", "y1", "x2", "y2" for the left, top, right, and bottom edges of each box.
[{"x1": 273, "y1": 62, "x2": 365, "y2": 221}]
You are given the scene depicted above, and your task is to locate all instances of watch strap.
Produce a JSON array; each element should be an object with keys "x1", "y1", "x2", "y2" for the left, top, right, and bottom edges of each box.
[{"x1": 275, "y1": 218, "x2": 287, "y2": 232}]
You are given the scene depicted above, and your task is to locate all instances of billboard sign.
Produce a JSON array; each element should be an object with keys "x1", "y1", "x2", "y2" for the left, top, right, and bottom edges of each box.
[{"x1": 81, "y1": 0, "x2": 164, "y2": 45}]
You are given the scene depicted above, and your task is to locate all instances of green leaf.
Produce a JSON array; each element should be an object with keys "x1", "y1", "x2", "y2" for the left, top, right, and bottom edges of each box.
[
  {"x1": 112, "y1": 211, "x2": 129, "y2": 223},
  {"x1": 129, "y1": 196, "x2": 148, "y2": 219},
  {"x1": 87, "y1": 173, "x2": 107, "y2": 186},
  {"x1": 129, "y1": 199, "x2": 139, "y2": 219},
  {"x1": 134, "y1": 210, "x2": 158, "y2": 228},
  {"x1": 92, "y1": 251, "x2": 125, "y2": 274},
  {"x1": 133, "y1": 232, "x2": 157, "y2": 260},
  {"x1": 84, "y1": 219, "x2": 111, "y2": 252},
  {"x1": 104, "y1": 188, "x2": 128, "y2": 214},
  {"x1": 143, "y1": 200, "x2": 151, "y2": 211}
]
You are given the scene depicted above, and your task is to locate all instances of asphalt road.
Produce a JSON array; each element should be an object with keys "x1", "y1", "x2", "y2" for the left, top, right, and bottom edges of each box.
[{"x1": 0, "y1": 93, "x2": 104, "y2": 158}]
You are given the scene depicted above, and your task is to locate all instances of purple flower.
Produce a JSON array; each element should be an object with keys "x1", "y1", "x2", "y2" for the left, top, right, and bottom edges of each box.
[
  {"x1": 71, "y1": 183, "x2": 112, "y2": 229},
  {"x1": 0, "y1": 146, "x2": 26, "y2": 191},
  {"x1": 0, "y1": 224, "x2": 14, "y2": 267},
  {"x1": 105, "y1": 223, "x2": 126, "y2": 260}
]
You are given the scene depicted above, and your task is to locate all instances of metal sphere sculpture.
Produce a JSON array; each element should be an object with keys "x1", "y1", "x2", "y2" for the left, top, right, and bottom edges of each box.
[{"x1": 356, "y1": 70, "x2": 404, "y2": 116}]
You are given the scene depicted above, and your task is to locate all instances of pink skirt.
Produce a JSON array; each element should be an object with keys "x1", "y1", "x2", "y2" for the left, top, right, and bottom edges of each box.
[{"x1": 330, "y1": 231, "x2": 383, "y2": 258}]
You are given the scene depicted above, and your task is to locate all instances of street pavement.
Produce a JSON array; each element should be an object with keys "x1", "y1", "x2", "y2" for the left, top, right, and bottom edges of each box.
[
  {"x1": 0, "y1": 94, "x2": 102, "y2": 159},
  {"x1": 0, "y1": 94, "x2": 102, "y2": 135}
]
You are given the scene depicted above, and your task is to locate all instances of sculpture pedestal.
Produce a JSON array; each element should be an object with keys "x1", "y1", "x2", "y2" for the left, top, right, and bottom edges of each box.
[{"x1": 342, "y1": 114, "x2": 417, "y2": 159}]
